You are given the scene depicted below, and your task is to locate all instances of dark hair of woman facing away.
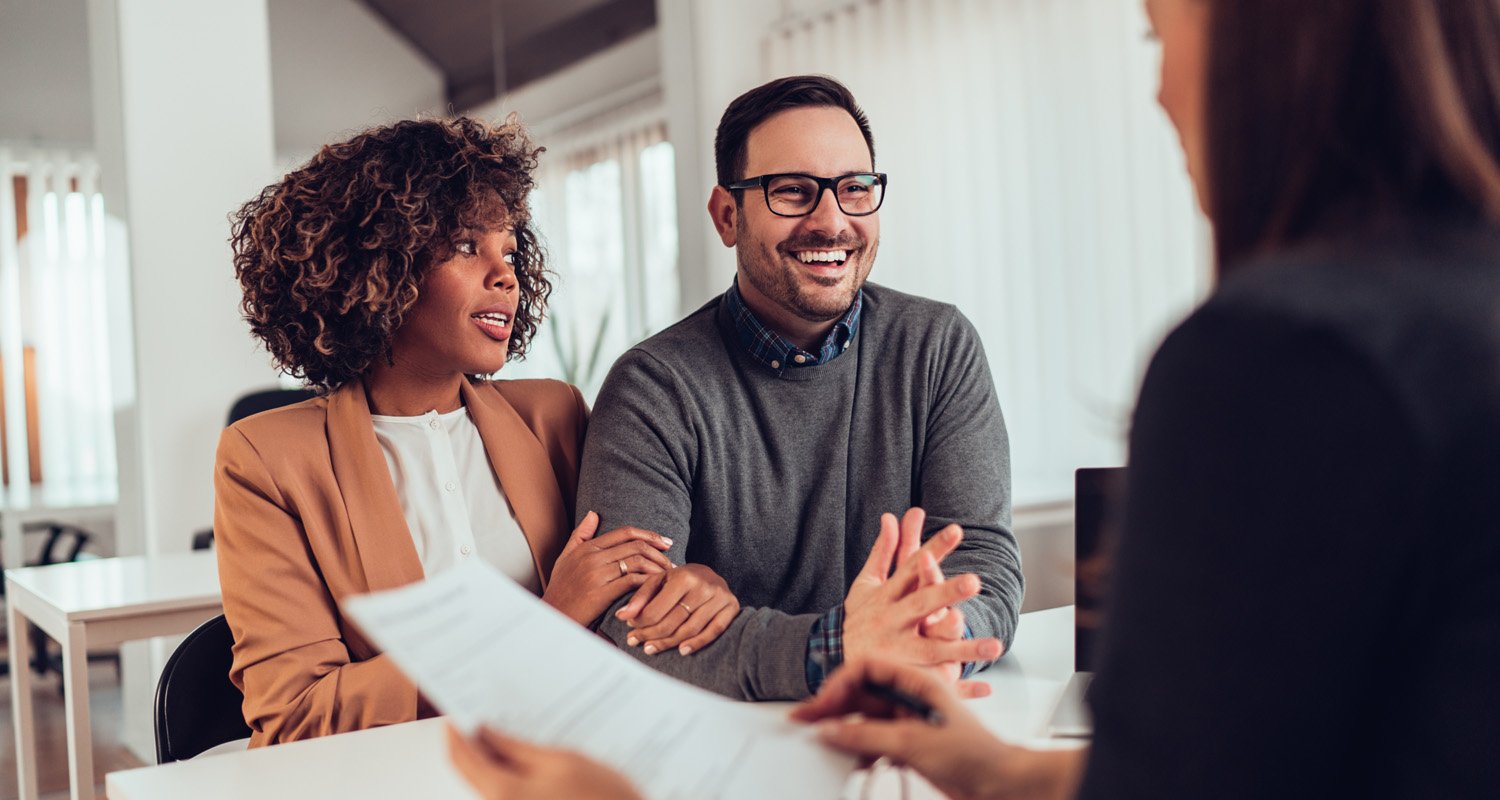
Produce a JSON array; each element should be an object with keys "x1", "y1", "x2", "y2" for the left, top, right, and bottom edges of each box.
[
  {"x1": 1206, "y1": 0, "x2": 1500, "y2": 270},
  {"x1": 229, "y1": 116, "x2": 552, "y2": 391}
]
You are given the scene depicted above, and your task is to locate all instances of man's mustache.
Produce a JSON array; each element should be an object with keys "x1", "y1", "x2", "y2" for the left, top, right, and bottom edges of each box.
[{"x1": 777, "y1": 234, "x2": 866, "y2": 253}]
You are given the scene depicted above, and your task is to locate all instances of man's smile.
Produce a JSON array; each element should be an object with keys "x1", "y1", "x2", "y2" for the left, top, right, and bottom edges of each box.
[{"x1": 792, "y1": 249, "x2": 850, "y2": 266}]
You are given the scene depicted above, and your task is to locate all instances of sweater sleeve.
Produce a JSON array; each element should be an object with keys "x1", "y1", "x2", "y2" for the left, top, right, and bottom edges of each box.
[
  {"x1": 575, "y1": 348, "x2": 821, "y2": 701},
  {"x1": 1078, "y1": 302, "x2": 1422, "y2": 799},
  {"x1": 214, "y1": 427, "x2": 421, "y2": 745},
  {"x1": 918, "y1": 309, "x2": 1024, "y2": 666}
]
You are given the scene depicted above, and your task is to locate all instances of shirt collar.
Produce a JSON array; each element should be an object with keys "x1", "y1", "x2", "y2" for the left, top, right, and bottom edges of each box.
[{"x1": 725, "y1": 279, "x2": 862, "y2": 375}]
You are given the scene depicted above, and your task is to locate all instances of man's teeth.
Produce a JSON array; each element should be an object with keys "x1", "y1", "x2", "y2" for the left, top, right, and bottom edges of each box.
[
  {"x1": 474, "y1": 313, "x2": 510, "y2": 325},
  {"x1": 795, "y1": 250, "x2": 849, "y2": 264}
]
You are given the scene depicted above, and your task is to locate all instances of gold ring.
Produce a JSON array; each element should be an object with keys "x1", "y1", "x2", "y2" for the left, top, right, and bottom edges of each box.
[
  {"x1": 618, "y1": 560, "x2": 628, "y2": 575},
  {"x1": 678, "y1": 601, "x2": 693, "y2": 614}
]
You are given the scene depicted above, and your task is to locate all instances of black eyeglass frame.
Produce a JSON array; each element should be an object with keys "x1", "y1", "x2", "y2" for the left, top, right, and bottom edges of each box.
[{"x1": 724, "y1": 172, "x2": 889, "y2": 217}]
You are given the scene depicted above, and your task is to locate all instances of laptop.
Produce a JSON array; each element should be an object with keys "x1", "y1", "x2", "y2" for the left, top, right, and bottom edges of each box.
[{"x1": 1046, "y1": 466, "x2": 1125, "y2": 739}]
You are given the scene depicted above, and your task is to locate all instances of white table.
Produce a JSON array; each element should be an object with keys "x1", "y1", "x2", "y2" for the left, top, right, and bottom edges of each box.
[
  {"x1": 105, "y1": 605, "x2": 1079, "y2": 800},
  {"x1": 6, "y1": 551, "x2": 222, "y2": 800},
  {"x1": 0, "y1": 486, "x2": 117, "y2": 574}
]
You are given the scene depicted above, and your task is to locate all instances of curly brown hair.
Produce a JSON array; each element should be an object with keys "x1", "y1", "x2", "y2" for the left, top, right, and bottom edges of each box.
[{"x1": 230, "y1": 116, "x2": 552, "y2": 391}]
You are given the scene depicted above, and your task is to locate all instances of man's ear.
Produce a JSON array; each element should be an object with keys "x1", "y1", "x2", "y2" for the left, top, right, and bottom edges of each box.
[{"x1": 707, "y1": 185, "x2": 739, "y2": 247}]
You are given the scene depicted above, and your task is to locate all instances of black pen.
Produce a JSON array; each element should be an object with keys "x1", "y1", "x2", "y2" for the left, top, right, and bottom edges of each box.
[{"x1": 862, "y1": 680, "x2": 946, "y2": 726}]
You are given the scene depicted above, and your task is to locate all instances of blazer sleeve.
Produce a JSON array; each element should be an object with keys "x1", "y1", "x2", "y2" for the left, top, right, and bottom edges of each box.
[{"x1": 214, "y1": 426, "x2": 421, "y2": 745}]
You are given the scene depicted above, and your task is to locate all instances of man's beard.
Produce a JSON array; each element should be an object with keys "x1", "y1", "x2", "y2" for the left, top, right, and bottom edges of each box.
[{"x1": 737, "y1": 229, "x2": 875, "y2": 323}]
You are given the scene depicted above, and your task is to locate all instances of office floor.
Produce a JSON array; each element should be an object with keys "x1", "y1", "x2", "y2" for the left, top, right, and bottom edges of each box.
[{"x1": 0, "y1": 638, "x2": 142, "y2": 800}]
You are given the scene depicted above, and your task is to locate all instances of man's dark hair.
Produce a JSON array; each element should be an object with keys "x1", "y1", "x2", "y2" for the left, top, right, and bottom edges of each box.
[
  {"x1": 714, "y1": 74, "x2": 876, "y2": 189},
  {"x1": 1206, "y1": 0, "x2": 1500, "y2": 271}
]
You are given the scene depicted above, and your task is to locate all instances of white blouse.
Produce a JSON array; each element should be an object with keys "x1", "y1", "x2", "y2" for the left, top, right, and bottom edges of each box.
[{"x1": 369, "y1": 406, "x2": 542, "y2": 593}]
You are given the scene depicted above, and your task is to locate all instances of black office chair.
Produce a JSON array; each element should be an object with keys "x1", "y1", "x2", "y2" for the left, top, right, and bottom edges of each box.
[
  {"x1": 154, "y1": 614, "x2": 251, "y2": 763},
  {"x1": 224, "y1": 387, "x2": 317, "y2": 427},
  {"x1": 191, "y1": 387, "x2": 316, "y2": 551},
  {"x1": 0, "y1": 522, "x2": 114, "y2": 685}
]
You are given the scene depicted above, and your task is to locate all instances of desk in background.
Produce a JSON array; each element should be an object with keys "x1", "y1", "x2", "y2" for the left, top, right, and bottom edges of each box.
[
  {"x1": 106, "y1": 605, "x2": 1077, "y2": 800},
  {"x1": 7, "y1": 551, "x2": 221, "y2": 800},
  {"x1": 0, "y1": 491, "x2": 116, "y2": 583}
]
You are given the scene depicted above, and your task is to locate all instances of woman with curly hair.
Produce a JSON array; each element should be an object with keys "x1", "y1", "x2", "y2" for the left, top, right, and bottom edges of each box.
[{"x1": 214, "y1": 116, "x2": 738, "y2": 746}]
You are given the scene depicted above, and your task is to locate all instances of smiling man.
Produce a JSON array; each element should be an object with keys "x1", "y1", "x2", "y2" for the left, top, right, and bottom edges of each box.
[{"x1": 575, "y1": 75, "x2": 1023, "y2": 700}]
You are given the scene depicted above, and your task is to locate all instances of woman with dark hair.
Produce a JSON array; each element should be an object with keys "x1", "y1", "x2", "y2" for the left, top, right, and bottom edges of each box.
[
  {"x1": 217, "y1": 116, "x2": 737, "y2": 746},
  {"x1": 794, "y1": 0, "x2": 1500, "y2": 797},
  {"x1": 451, "y1": 0, "x2": 1500, "y2": 796}
]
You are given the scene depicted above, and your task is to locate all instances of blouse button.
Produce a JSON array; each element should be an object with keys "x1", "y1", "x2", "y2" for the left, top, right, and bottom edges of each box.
[
  {"x1": 445, "y1": 481, "x2": 456, "y2": 492},
  {"x1": 428, "y1": 418, "x2": 441, "y2": 430},
  {"x1": 460, "y1": 544, "x2": 472, "y2": 556}
]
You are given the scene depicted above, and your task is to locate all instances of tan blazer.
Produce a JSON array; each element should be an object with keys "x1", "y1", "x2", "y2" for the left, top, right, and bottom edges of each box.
[{"x1": 213, "y1": 378, "x2": 586, "y2": 747}]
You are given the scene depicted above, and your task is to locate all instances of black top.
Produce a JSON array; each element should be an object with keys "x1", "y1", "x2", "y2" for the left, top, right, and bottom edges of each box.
[{"x1": 1079, "y1": 220, "x2": 1500, "y2": 799}]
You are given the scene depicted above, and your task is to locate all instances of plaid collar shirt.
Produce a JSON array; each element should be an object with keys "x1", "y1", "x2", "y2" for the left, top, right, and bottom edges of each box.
[{"x1": 724, "y1": 279, "x2": 862, "y2": 374}]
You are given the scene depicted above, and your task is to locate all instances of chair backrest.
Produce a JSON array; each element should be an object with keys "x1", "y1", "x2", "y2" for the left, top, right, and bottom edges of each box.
[
  {"x1": 191, "y1": 387, "x2": 317, "y2": 551},
  {"x1": 154, "y1": 614, "x2": 251, "y2": 763},
  {"x1": 226, "y1": 387, "x2": 316, "y2": 426}
]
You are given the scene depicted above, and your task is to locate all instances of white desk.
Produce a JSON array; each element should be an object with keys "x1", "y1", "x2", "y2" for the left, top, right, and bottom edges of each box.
[
  {"x1": 6, "y1": 551, "x2": 221, "y2": 800},
  {"x1": 0, "y1": 486, "x2": 117, "y2": 574},
  {"x1": 106, "y1": 605, "x2": 1078, "y2": 800}
]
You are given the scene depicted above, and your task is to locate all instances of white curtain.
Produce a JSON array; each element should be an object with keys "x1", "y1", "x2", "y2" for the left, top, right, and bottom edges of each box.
[
  {"x1": 504, "y1": 104, "x2": 680, "y2": 401},
  {"x1": 0, "y1": 146, "x2": 118, "y2": 507},
  {"x1": 764, "y1": 0, "x2": 1210, "y2": 504}
]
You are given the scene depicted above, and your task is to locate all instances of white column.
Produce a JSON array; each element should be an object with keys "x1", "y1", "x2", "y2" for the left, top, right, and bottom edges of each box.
[
  {"x1": 88, "y1": 0, "x2": 280, "y2": 761},
  {"x1": 655, "y1": 0, "x2": 783, "y2": 313}
]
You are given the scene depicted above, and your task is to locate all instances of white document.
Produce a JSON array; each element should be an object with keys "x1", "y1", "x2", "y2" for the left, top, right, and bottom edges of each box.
[{"x1": 342, "y1": 560, "x2": 856, "y2": 800}]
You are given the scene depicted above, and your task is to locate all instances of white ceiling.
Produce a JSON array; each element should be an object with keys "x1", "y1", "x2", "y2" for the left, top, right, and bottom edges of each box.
[
  {"x1": 358, "y1": 0, "x2": 654, "y2": 109},
  {"x1": 0, "y1": 0, "x2": 653, "y2": 150}
]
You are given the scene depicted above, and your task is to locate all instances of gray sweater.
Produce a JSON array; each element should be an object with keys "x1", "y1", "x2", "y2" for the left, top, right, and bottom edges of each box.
[{"x1": 576, "y1": 282, "x2": 1024, "y2": 700}]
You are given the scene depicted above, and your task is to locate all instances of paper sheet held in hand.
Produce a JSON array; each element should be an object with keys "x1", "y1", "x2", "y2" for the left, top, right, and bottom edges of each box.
[{"x1": 342, "y1": 560, "x2": 855, "y2": 800}]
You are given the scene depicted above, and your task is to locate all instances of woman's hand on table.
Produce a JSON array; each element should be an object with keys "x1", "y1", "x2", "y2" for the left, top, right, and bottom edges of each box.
[
  {"x1": 616, "y1": 563, "x2": 741, "y2": 656},
  {"x1": 792, "y1": 658, "x2": 1083, "y2": 800},
  {"x1": 542, "y1": 511, "x2": 674, "y2": 626},
  {"x1": 447, "y1": 724, "x2": 643, "y2": 800}
]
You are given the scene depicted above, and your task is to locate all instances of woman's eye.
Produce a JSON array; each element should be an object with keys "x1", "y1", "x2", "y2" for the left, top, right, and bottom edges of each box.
[
  {"x1": 455, "y1": 240, "x2": 478, "y2": 256},
  {"x1": 503, "y1": 251, "x2": 517, "y2": 265}
]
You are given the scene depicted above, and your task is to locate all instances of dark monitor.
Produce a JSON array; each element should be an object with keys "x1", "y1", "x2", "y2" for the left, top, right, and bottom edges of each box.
[{"x1": 1074, "y1": 467, "x2": 1125, "y2": 672}]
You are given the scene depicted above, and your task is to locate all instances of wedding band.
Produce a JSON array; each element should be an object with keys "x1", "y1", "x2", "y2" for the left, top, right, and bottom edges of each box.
[
  {"x1": 618, "y1": 560, "x2": 628, "y2": 575},
  {"x1": 678, "y1": 601, "x2": 693, "y2": 614}
]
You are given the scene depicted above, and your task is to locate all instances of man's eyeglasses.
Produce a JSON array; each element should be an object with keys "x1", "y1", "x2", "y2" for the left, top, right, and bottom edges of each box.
[{"x1": 724, "y1": 172, "x2": 888, "y2": 217}]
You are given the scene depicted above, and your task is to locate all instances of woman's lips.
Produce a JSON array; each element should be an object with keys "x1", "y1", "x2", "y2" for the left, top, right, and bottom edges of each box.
[{"x1": 471, "y1": 312, "x2": 511, "y2": 341}]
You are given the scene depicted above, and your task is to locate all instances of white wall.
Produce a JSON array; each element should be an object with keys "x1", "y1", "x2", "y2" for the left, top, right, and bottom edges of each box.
[
  {"x1": 656, "y1": 0, "x2": 784, "y2": 312},
  {"x1": 268, "y1": 0, "x2": 446, "y2": 162},
  {"x1": 1011, "y1": 503, "x2": 1073, "y2": 612},
  {"x1": 475, "y1": 29, "x2": 660, "y2": 137},
  {"x1": 89, "y1": 0, "x2": 283, "y2": 759},
  {"x1": 0, "y1": 0, "x2": 93, "y2": 145},
  {"x1": 1, "y1": 0, "x2": 446, "y2": 159}
]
